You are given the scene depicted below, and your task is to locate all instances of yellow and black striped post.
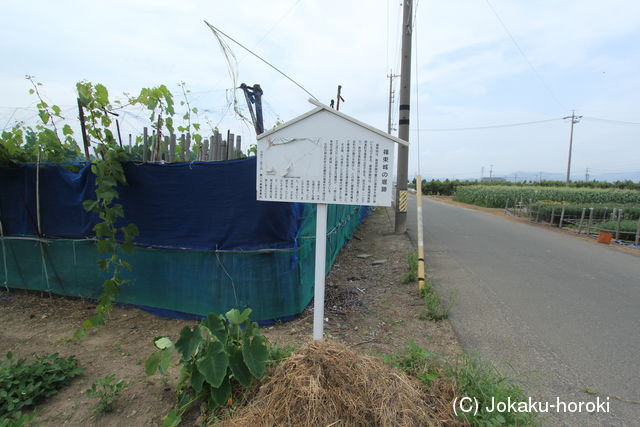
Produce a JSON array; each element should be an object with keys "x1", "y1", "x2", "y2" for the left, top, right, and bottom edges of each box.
[
  {"x1": 416, "y1": 175, "x2": 425, "y2": 292},
  {"x1": 398, "y1": 190, "x2": 408, "y2": 212}
]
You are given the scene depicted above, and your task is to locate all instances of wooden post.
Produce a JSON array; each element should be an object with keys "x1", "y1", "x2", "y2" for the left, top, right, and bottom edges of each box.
[
  {"x1": 142, "y1": 127, "x2": 149, "y2": 162},
  {"x1": 164, "y1": 136, "x2": 170, "y2": 162},
  {"x1": 77, "y1": 98, "x2": 90, "y2": 161},
  {"x1": 170, "y1": 134, "x2": 176, "y2": 162},
  {"x1": 212, "y1": 132, "x2": 220, "y2": 161},
  {"x1": 578, "y1": 208, "x2": 586, "y2": 234},
  {"x1": 528, "y1": 199, "x2": 533, "y2": 220},
  {"x1": 587, "y1": 207, "x2": 594, "y2": 235},
  {"x1": 635, "y1": 217, "x2": 640, "y2": 245},
  {"x1": 504, "y1": 199, "x2": 509, "y2": 214},
  {"x1": 209, "y1": 135, "x2": 215, "y2": 161},
  {"x1": 228, "y1": 132, "x2": 235, "y2": 159},
  {"x1": 550, "y1": 206, "x2": 556, "y2": 226},
  {"x1": 221, "y1": 138, "x2": 227, "y2": 161},
  {"x1": 203, "y1": 137, "x2": 210, "y2": 161},
  {"x1": 180, "y1": 134, "x2": 186, "y2": 161},
  {"x1": 559, "y1": 205, "x2": 566, "y2": 228},
  {"x1": 535, "y1": 203, "x2": 540, "y2": 222},
  {"x1": 615, "y1": 209, "x2": 623, "y2": 240},
  {"x1": 116, "y1": 119, "x2": 123, "y2": 148},
  {"x1": 150, "y1": 131, "x2": 157, "y2": 162},
  {"x1": 235, "y1": 135, "x2": 241, "y2": 158}
]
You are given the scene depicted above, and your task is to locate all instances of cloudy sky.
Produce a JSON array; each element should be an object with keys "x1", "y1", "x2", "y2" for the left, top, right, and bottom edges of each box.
[{"x1": 2, "y1": 0, "x2": 639, "y2": 181}]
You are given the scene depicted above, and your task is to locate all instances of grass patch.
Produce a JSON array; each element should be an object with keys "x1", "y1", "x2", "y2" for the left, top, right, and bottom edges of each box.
[
  {"x1": 402, "y1": 253, "x2": 419, "y2": 284},
  {"x1": 419, "y1": 279, "x2": 456, "y2": 321},
  {"x1": 385, "y1": 343, "x2": 537, "y2": 426}
]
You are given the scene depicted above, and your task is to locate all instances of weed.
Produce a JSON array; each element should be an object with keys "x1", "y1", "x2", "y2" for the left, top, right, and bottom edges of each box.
[
  {"x1": 84, "y1": 375, "x2": 130, "y2": 413},
  {"x1": 384, "y1": 343, "x2": 536, "y2": 426},
  {"x1": 448, "y1": 354, "x2": 535, "y2": 426},
  {"x1": 0, "y1": 352, "x2": 83, "y2": 419},
  {"x1": 402, "y1": 253, "x2": 418, "y2": 284},
  {"x1": 419, "y1": 280, "x2": 457, "y2": 321},
  {"x1": 582, "y1": 386, "x2": 598, "y2": 395}
]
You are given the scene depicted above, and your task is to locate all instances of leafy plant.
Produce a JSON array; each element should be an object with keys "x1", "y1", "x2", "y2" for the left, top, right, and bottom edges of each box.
[
  {"x1": 84, "y1": 374, "x2": 130, "y2": 413},
  {"x1": 145, "y1": 308, "x2": 270, "y2": 427},
  {"x1": 0, "y1": 352, "x2": 83, "y2": 419},
  {"x1": 402, "y1": 253, "x2": 418, "y2": 284},
  {"x1": 74, "y1": 83, "x2": 139, "y2": 339},
  {"x1": 0, "y1": 410, "x2": 37, "y2": 427}
]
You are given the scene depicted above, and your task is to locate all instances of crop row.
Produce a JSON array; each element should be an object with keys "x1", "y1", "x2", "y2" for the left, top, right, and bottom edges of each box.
[{"x1": 452, "y1": 186, "x2": 640, "y2": 208}]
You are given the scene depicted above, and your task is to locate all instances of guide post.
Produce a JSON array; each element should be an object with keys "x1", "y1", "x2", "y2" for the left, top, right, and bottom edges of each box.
[{"x1": 256, "y1": 99, "x2": 408, "y2": 340}]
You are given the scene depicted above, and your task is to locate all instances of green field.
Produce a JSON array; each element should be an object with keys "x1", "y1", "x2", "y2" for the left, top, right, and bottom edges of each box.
[{"x1": 453, "y1": 185, "x2": 640, "y2": 208}]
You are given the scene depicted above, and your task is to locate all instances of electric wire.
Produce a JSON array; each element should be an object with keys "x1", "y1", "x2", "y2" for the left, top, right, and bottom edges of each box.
[
  {"x1": 204, "y1": 20, "x2": 318, "y2": 101},
  {"x1": 484, "y1": 0, "x2": 566, "y2": 111},
  {"x1": 415, "y1": 117, "x2": 564, "y2": 131}
]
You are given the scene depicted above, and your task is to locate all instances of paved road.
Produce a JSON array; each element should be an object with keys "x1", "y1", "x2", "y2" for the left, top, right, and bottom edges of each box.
[{"x1": 406, "y1": 196, "x2": 640, "y2": 426}]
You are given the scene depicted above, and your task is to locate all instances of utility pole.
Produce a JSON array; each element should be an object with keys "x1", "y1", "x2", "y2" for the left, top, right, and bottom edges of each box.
[
  {"x1": 335, "y1": 85, "x2": 345, "y2": 111},
  {"x1": 585, "y1": 167, "x2": 590, "y2": 182},
  {"x1": 489, "y1": 164, "x2": 493, "y2": 179},
  {"x1": 481, "y1": 166, "x2": 484, "y2": 181},
  {"x1": 387, "y1": 71, "x2": 400, "y2": 134},
  {"x1": 563, "y1": 110, "x2": 582, "y2": 185},
  {"x1": 394, "y1": 0, "x2": 413, "y2": 233}
]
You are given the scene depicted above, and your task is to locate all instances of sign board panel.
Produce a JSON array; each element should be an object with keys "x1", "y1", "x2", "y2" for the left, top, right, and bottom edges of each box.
[{"x1": 257, "y1": 109, "x2": 396, "y2": 206}]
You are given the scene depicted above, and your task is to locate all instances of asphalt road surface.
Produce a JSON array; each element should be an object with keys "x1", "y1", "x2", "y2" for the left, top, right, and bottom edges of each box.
[{"x1": 406, "y1": 195, "x2": 640, "y2": 426}]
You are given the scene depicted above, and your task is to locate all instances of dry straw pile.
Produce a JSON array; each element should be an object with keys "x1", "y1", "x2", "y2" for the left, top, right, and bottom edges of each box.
[{"x1": 226, "y1": 340, "x2": 459, "y2": 426}]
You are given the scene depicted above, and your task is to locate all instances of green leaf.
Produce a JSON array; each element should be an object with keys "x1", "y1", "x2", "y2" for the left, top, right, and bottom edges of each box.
[
  {"x1": 52, "y1": 105, "x2": 61, "y2": 116},
  {"x1": 28, "y1": 89, "x2": 35, "y2": 95},
  {"x1": 242, "y1": 335, "x2": 268, "y2": 379},
  {"x1": 195, "y1": 341, "x2": 228, "y2": 388},
  {"x1": 226, "y1": 308, "x2": 251, "y2": 325},
  {"x1": 210, "y1": 376, "x2": 231, "y2": 407},
  {"x1": 201, "y1": 314, "x2": 227, "y2": 344},
  {"x1": 175, "y1": 326, "x2": 202, "y2": 361},
  {"x1": 162, "y1": 408, "x2": 182, "y2": 427},
  {"x1": 38, "y1": 111, "x2": 50, "y2": 125},
  {"x1": 145, "y1": 348, "x2": 173, "y2": 376},
  {"x1": 62, "y1": 124, "x2": 74, "y2": 136},
  {"x1": 154, "y1": 337, "x2": 174, "y2": 350},
  {"x1": 190, "y1": 365, "x2": 205, "y2": 393},
  {"x1": 228, "y1": 345, "x2": 252, "y2": 387},
  {"x1": 95, "y1": 84, "x2": 109, "y2": 106}
]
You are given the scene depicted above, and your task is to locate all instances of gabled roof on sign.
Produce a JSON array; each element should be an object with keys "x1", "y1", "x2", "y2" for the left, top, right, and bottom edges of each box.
[{"x1": 256, "y1": 98, "x2": 409, "y2": 146}]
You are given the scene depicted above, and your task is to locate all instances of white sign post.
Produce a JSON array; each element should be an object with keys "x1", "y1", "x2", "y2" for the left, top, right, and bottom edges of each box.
[{"x1": 256, "y1": 99, "x2": 408, "y2": 340}]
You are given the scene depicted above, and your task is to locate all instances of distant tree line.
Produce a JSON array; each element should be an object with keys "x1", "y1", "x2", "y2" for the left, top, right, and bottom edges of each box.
[{"x1": 411, "y1": 178, "x2": 640, "y2": 196}]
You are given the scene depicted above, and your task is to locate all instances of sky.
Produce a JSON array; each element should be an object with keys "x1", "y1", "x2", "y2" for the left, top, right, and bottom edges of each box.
[{"x1": 1, "y1": 0, "x2": 639, "y2": 181}]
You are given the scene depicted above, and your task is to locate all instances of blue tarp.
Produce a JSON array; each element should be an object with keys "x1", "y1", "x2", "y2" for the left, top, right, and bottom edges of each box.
[{"x1": 0, "y1": 158, "x2": 305, "y2": 251}]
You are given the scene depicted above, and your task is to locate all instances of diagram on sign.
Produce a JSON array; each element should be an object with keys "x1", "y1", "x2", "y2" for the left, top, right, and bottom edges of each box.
[{"x1": 261, "y1": 137, "x2": 323, "y2": 179}]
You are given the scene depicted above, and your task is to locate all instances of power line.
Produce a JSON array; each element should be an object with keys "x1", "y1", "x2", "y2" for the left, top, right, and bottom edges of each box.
[
  {"x1": 414, "y1": 117, "x2": 563, "y2": 131},
  {"x1": 583, "y1": 116, "x2": 640, "y2": 125},
  {"x1": 204, "y1": 21, "x2": 318, "y2": 101},
  {"x1": 484, "y1": 0, "x2": 566, "y2": 111}
]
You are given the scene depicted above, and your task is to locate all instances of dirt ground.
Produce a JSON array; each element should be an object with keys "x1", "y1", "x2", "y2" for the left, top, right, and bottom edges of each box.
[{"x1": 0, "y1": 207, "x2": 463, "y2": 426}]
